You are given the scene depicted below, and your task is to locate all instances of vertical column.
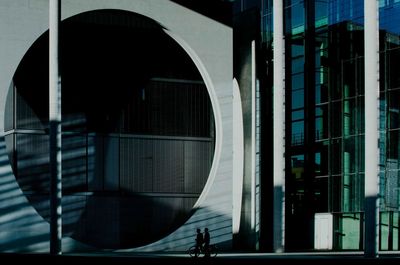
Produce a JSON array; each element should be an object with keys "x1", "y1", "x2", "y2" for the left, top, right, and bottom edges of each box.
[
  {"x1": 49, "y1": 0, "x2": 62, "y2": 255},
  {"x1": 364, "y1": 0, "x2": 379, "y2": 258},
  {"x1": 251, "y1": 40, "x2": 257, "y2": 237},
  {"x1": 273, "y1": 0, "x2": 285, "y2": 252}
]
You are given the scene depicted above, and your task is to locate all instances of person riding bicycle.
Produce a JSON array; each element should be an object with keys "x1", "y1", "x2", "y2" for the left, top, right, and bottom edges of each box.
[
  {"x1": 195, "y1": 228, "x2": 203, "y2": 255},
  {"x1": 203, "y1": 228, "x2": 210, "y2": 257},
  {"x1": 188, "y1": 229, "x2": 217, "y2": 258}
]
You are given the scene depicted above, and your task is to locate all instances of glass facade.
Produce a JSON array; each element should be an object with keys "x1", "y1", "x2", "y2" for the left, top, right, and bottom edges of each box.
[{"x1": 235, "y1": 0, "x2": 400, "y2": 251}]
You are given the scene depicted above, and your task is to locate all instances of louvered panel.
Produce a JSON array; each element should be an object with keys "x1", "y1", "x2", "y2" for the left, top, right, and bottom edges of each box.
[
  {"x1": 184, "y1": 140, "x2": 213, "y2": 193},
  {"x1": 153, "y1": 139, "x2": 184, "y2": 193},
  {"x1": 62, "y1": 133, "x2": 87, "y2": 191},
  {"x1": 87, "y1": 135, "x2": 104, "y2": 191},
  {"x1": 16, "y1": 133, "x2": 49, "y2": 192}
]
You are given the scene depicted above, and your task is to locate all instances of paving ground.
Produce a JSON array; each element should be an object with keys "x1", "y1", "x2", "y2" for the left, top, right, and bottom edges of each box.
[{"x1": 1, "y1": 252, "x2": 400, "y2": 265}]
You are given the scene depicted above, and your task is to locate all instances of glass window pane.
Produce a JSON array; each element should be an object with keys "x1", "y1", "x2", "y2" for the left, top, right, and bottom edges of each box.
[
  {"x1": 291, "y1": 43, "x2": 304, "y2": 57},
  {"x1": 331, "y1": 175, "x2": 342, "y2": 212},
  {"x1": 380, "y1": 93, "x2": 386, "y2": 131},
  {"x1": 316, "y1": 104, "x2": 328, "y2": 140},
  {"x1": 331, "y1": 138, "x2": 342, "y2": 175},
  {"x1": 292, "y1": 89, "x2": 304, "y2": 109},
  {"x1": 388, "y1": 130, "x2": 400, "y2": 168},
  {"x1": 343, "y1": 98, "x2": 357, "y2": 136},
  {"x1": 389, "y1": 89, "x2": 400, "y2": 129},
  {"x1": 343, "y1": 136, "x2": 357, "y2": 174},
  {"x1": 394, "y1": 212, "x2": 399, "y2": 250},
  {"x1": 292, "y1": 109, "x2": 304, "y2": 121},
  {"x1": 331, "y1": 101, "x2": 342, "y2": 138},
  {"x1": 313, "y1": 176, "x2": 328, "y2": 212},
  {"x1": 380, "y1": 212, "x2": 390, "y2": 250},
  {"x1": 334, "y1": 213, "x2": 362, "y2": 250},
  {"x1": 359, "y1": 135, "x2": 365, "y2": 173},
  {"x1": 359, "y1": 96, "x2": 365, "y2": 134},
  {"x1": 290, "y1": 3, "x2": 304, "y2": 29},
  {"x1": 292, "y1": 57, "x2": 305, "y2": 74},
  {"x1": 291, "y1": 154, "x2": 304, "y2": 169},
  {"x1": 316, "y1": 69, "x2": 329, "y2": 104},
  {"x1": 292, "y1": 73, "x2": 304, "y2": 90},
  {"x1": 342, "y1": 173, "x2": 364, "y2": 212},
  {"x1": 315, "y1": 140, "x2": 329, "y2": 176},
  {"x1": 315, "y1": 0, "x2": 328, "y2": 21},
  {"x1": 342, "y1": 60, "x2": 357, "y2": 98},
  {"x1": 292, "y1": 120, "x2": 304, "y2": 145},
  {"x1": 389, "y1": 49, "x2": 400, "y2": 89},
  {"x1": 244, "y1": 0, "x2": 261, "y2": 10}
]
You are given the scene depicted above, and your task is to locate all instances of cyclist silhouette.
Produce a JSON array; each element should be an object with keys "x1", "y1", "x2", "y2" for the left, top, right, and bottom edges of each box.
[
  {"x1": 203, "y1": 228, "x2": 210, "y2": 257},
  {"x1": 195, "y1": 228, "x2": 203, "y2": 255}
]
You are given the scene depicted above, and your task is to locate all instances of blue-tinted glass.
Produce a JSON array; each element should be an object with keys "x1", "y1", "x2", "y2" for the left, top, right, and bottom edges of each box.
[
  {"x1": 329, "y1": 0, "x2": 364, "y2": 26},
  {"x1": 292, "y1": 109, "x2": 304, "y2": 121},
  {"x1": 287, "y1": 2, "x2": 304, "y2": 29},
  {"x1": 263, "y1": 0, "x2": 272, "y2": 13},
  {"x1": 317, "y1": 67, "x2": 328, "y2": 101},
  {"x1": 292, "y1": 89, "x2": 304, "y2": 109},
  {"x1": 292, "y1": 57, "x2": 304, "y2": 73},
  {"x1": 379, "y1": 3, "x2": 400, "y2": 37},
  {"x1": 292, "y1": 120, "x2": 304, "y2": 145},
  {"x1": 316, "y1": 1, "x2": 328, "y2": 20},
  {"x1": 343, "y1": 136, "x2": 357, "y2": 173},
  {"x1": 316, "y1": 84, "x2": 322, "y2": 104},
  {"x1": 292, "y1": 73, "x2": 304, "y2": 90},
  {"x1": 343, "y1": 98, "x2": 357, "y2": 136},
  {"x1": 315, "y1": 53, "x2": 321, "y2": 69},
  {"x1": 262, "y1": 14, "x2": 273, "y2": 43},
  {"x1": 316, "y1": 117, "x2": 323, "y2": 139},
  {"x1": 379, "y1": 131, "x2": 386, "y2": 169},
  {"x1": 291, "y1": 154, "x2": 304, "y2": 168},
  {"x1": 331, "y1": 138, "x2": 342, "y2": 175},
  {"x1": 380, "y1": 92, "x2": 386, "y2": 131},
  {"x1": 316, "y1": 105, "x2": 328, "y2": 139},
  {"x1": 291, "y1": 43, "x2": 304, "y2": 57},
  {"x1": 285, "y1": 0, "x2": 303, "y2": 8}
]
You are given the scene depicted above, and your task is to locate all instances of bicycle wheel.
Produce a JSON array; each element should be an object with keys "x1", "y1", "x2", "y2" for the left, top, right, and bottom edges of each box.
[
  {"x1": 209, "y1": 245, "x2": 218, "y2": 257},
  {"x1": 188, "y1": 246, "x2": 200, "y2": 258}
]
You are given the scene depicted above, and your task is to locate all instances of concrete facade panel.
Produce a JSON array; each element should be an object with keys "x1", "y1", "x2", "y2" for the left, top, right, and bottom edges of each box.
[{"x1": 0, "y1": 0, "x2": 233, "y2": 252}]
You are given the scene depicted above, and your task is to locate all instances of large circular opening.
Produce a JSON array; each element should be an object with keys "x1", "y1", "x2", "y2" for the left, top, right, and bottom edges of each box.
[{"x1": 4, "y1": 10, "x2": 215, "y2": 249}]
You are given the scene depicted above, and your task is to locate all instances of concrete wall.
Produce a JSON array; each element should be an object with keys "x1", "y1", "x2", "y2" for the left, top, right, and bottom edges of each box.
[{"x1": 0, "y1": 0, "x2": 232, "y2": 252}]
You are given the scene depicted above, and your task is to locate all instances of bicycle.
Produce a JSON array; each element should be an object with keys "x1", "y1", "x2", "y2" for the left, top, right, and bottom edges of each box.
[{"x1": 188, "y1": 244, "x2": 218, "y2": 258}]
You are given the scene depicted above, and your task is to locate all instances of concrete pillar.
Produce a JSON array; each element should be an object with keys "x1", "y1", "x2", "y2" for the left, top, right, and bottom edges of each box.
[
  {"x1": 49, "y1": 0, "x2": 62, "y2": 255},
  {"x1": 364, "y1": 0, "x2": 380, "y2": 258},
  {"x1": 273, "y1": 0, "x2": 285, "y2": 253}
]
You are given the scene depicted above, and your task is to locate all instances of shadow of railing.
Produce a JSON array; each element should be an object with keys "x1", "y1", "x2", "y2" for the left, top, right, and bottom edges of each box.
[{"x1": 0, "y1": 130, "x2": 231, "y2": 253}]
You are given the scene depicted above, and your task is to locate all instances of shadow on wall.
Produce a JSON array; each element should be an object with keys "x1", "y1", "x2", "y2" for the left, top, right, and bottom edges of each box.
[
  {"x1": 0, "y1": 138, "x2": 50, "y2": 252},
  {"x1": 0, "y1": 136, "x2": 231, "y2": 252}
]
